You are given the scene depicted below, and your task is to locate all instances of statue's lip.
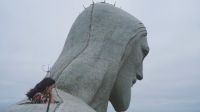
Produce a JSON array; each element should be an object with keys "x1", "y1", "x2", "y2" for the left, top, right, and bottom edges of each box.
[{"x1": 132, "y1": 80, "x2": 136, "y2": 86}]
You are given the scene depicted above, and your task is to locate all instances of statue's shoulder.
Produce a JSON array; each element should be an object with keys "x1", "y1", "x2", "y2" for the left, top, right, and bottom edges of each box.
[{"x1": 5, "y1": 89, "x2": 96, "y2": 112}]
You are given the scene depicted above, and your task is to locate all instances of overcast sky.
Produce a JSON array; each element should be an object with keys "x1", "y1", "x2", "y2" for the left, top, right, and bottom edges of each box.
[{"x1": 0, "y1": 0, "x2": 200, "y2": 112}]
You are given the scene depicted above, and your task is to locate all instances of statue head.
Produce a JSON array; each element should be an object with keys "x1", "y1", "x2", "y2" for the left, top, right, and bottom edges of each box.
[
  {"x1": 48, "y1": 3, "x2": 149, "y2": 112},
  {"x1": 109, "y1": 31, "x2": 149, "y2": 111}
]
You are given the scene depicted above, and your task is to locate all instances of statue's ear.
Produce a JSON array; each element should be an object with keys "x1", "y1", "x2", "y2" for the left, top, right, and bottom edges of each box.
[{"x1": 109, "y1": 77, "x2": 131, "y2": 111}]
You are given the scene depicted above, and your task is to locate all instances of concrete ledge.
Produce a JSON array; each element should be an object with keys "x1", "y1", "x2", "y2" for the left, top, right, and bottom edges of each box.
[{"x1": 5, "y1": 89, "x2": 96, "y2": 112}]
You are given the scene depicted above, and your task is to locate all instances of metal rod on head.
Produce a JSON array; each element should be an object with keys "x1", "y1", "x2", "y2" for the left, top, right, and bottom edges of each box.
[
  {"x1": 83, "y1": 4, "x2": 86, "y2": 9},
  {"x1": 114, "y1": 1, "x2": 116, "y2": 6}
]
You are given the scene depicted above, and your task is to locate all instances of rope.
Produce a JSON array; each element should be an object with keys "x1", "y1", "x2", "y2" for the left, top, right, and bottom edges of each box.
[{"x1": 46, "y1": 93, "x2": 51, "y2": 112}]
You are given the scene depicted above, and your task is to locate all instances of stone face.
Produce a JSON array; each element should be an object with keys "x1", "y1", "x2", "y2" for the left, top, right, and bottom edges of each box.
[{"x1": 49, "y1": 2, "x2": 149, "y2": 112}]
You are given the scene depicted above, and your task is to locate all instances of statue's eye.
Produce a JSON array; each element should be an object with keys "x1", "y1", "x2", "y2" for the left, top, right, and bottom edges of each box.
[{"x1": 142, "y1": 32, "x2": 147, "y2": 37}]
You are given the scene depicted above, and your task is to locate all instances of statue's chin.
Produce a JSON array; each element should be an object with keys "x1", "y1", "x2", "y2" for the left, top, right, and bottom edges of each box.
[{"x1": 109, "y1": 79, "x2": 131, "y2": 111}]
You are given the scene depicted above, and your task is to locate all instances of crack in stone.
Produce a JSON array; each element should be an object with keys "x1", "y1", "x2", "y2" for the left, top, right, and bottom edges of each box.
[
  {"x1": 53, "y1": 3, "x2": 95, "y2": 112},
  {"x1": 53, "y1": 3, "x2": 95, "y2": 82}
]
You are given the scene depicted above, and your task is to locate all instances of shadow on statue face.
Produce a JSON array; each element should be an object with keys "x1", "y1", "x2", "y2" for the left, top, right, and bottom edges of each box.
[{"x1": 109, "y1": 33, "x2": 149, "y2": 111}]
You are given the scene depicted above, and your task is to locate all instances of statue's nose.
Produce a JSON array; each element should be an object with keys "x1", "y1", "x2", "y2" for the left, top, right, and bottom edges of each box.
[
  {"x1": 136, "y1": 63, "x2": 143, "y2": 80},
  {"x1": 136, "y1": 73, "x2": 143, "y2": 80}
]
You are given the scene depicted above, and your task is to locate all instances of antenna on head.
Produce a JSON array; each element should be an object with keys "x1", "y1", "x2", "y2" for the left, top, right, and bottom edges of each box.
[
  {"x1": 114, "y1": 1, "x2": 116, "y2": 6},
  {"x1": 100, "y1": 0, "x2": 106, "y2": 3},
  {"x1": 83, "y1": 4, "x2": 86, "y2": 9}
]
